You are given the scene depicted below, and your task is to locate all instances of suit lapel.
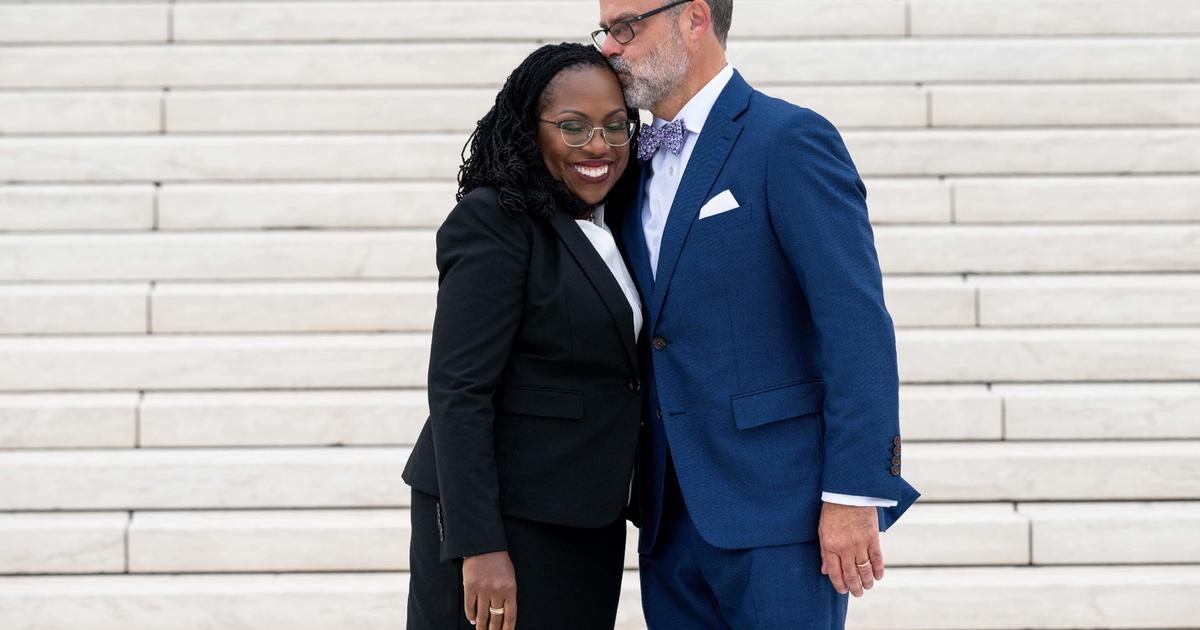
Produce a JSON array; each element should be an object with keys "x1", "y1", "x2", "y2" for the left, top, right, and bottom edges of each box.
[
  {"x1": 548, "y1": 209, "x2": 639, "y2": 371},
  {"x1": 620, "y1": 161, "x2": 655, "y2": 307},
  {"x1": 649, "y1": 73, "x2": 751, "y2": 325}
]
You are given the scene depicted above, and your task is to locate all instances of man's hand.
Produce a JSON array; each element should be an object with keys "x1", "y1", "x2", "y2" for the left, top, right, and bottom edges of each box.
[
  {"x1": 462, "y1": 550, "x2": 517, "y2": 629},
  {"x1": 818, "y1": 502, "x2": 884, "y2": 597}
]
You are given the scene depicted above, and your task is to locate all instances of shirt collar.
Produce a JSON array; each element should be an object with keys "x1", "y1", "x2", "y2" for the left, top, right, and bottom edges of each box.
[{"x1": 652, "y1": 64, "x2": 734, "y2": 135}]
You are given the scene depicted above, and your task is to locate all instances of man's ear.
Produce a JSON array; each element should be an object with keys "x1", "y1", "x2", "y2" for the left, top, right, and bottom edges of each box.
[{"x1": 684, "y1": 0, "x2": 712, "y2": 42}]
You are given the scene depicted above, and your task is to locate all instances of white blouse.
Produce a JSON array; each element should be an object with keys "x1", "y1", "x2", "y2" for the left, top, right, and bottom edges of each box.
[{"x1": 574, "y1": 204, "x2": 644, "y2": 343}]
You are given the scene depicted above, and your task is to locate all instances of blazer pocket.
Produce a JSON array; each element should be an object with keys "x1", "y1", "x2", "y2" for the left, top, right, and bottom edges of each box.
[
  {"x1": 731, "y1": 378, "x2": 824, "y2": 430},
  {"x1": 498, "y1": 385, "x2": 585, "y2": 420},
  {"x1": 697, "y1": 202, "x2": 751, "y2": 226}
]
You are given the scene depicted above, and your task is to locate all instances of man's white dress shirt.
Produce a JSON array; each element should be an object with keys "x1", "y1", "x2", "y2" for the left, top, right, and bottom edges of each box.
[{"x1": 640, "y1": 64, "x2": 896, "y2": 509}]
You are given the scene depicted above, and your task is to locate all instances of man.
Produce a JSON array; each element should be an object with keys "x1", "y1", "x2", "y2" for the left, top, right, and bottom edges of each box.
[{"x1": 592, "y1": 1, "x2": 920, "y2": 627}]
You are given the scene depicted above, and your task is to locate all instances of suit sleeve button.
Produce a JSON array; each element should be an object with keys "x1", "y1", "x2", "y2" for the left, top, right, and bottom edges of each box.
[
  {"x1": 893, "y1": 435, "x2": 902, "y2": 446},
  {"x1": 891, "y1": 456, "x2": 901, "y2": 466},
  {"x1": 890, "y1": 465, "x2": 901, "y2": 476}
]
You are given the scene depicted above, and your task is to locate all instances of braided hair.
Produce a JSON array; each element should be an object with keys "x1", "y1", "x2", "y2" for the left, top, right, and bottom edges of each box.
[{"x1": 458, "y1": 42, "x2": 640, "y2": 221}]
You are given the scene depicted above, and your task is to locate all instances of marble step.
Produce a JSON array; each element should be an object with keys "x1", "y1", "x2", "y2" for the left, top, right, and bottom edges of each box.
[
  {"x1": 8, "y1": 383, "x2": 1199, "y2": 450},
  {"x1": 996, "y1": 383, "x2": 1200, "y2": 441},
  {"x1": 0, "y1": 283, "x2": 148, "y2": 334},
  {"x1": 0, "y1": 447, "x2": 410, "y2": 510},
  {"x1": 974, "y1": 274, "x2": 1200, "y2": 327},
  {"x1": 0, "y1": 392, "x2": 139, "y2": 448},
  {"x1": 0, "y1": 185, "x2": 155, "y2": 231},
  {"x1": 0, "y1": 4, "x2": 167, "y2": 44},
  {"x1": 9, "y1": 501, "x2": 1195, "y2": 575},
  {"x1": 0, "y1": 91, "x2": 161, "y2": 135},
  {"x1": 3, "y1": 40, "x2": 1199, "y2": 89},
  {"x1": 156, "y1": 179, "x2": 952, "y2": 227},
  {"x1": 2, "y1": 566, "x2": 1199, "y2": 629},
  {"x1": 0, "y1": 512, "x2": 127, "y2": 574},
  {"x1": 6, "y1": 176, "x2": 1195, "y2": 232},
  {"x1": 951, "y1": 176, "x2": 1200, "y2": 223},
  {"x1": 0, "y1": 334, "x2": 429, "y2": 391},
  {"x1": 1, "y1": 328, "x2": 1199, "y2": 392},
  {"x1": 0, "y1": 573, "x2": 409, "y2": 630},
  {"x1": 0, "y1": 232, "x2": 435, "y2": 281},
  {"x1": 897, "y1": 327, "x2": 1200, "y2": 382},
  {"x1": 120, "y1": 503, "x2": 1028, "y2": 574},
  {"x1": 906, "y1": 441, "x2": 1200, "y2": 501},
  {"x1": 4, "y1": 226, "x2": 1200, "y2": 283},
  {"x1": 144, "y1": 278, "x2": 963, "y2": 331},
  {"x1": 2, "y1": 441, "x2": 1196, "y2": 510},
  {"x1": 171, "y1": 1, "x2": 908, "y2": 42},
  {"x1": 137, "y1": 390, "x2": 427, "y2": 447},
  {"x1": 910, "y1": 0, "x2": 1200, "y2": 36},
  {"x1": 4, "y1": 130, "x2": 1200, "y2": 183},
  {"x1": 156, "y1": 84, "x2": 1200, "y2": 135},
  {"x1": 1020, "y1": 501, "x2": 1200, "y2": 565},
  {"x1": 845, "y1": 565, "x2": 1200, "y2": 629},
  {"x1": 11, "y1": 1, "x2": 1197, "y2": 46}
]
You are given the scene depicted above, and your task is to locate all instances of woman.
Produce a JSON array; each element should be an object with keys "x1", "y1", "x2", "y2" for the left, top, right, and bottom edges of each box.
[{"x1": 402, "y1": 43, "x2": 645, "y2": 630}]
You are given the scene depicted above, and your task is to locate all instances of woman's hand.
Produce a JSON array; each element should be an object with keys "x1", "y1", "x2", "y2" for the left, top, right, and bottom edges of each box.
[{"x1": 462, "y1": 550, "x2": 517, "y2": 629}]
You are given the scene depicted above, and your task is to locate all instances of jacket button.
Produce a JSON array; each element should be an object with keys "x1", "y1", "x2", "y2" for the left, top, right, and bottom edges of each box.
[
  {"x1": 893, "y1": 445, "x2": 902, "y2": 456},
  {"x1": 893, "y1": 435, "x2": 902, "y2": 446},
  {"x1": 628, "y1": 378, "x2": 641, "y2": 392},
  {"x1": 656, "y1": 408, "x2": 662, "y2": 419},
  {"x1": 891, "y1": 456, "x2": 901, "y2": 466},
  {"x1": 652, "y1": 336, "x2": 667, "y2": 350},
  {"x1": 890, "y1": 465, "x2": 901, "y2": 476}
]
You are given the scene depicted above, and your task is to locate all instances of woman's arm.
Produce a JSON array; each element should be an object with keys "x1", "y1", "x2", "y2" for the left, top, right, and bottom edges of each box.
[{"x1": 427, "y1": 190, "x2": 531, "y2": 561}]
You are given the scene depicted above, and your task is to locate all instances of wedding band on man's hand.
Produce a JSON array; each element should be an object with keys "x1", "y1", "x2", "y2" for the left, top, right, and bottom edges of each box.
[
  {"x1": 855, "y1": 560, "x2": 871, "y2": 569},
  {"x1": 488, "y1": 607, "x2": 505, "y2": 615}
]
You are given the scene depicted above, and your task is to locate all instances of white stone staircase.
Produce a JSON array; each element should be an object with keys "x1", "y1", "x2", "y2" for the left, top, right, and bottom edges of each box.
[{"x1": 2, "y1": 1, "x2": 1199, "y2": 628}]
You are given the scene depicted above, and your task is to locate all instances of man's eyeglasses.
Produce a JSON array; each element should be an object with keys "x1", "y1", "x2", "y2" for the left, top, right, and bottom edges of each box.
[
  {"x1": 540, "y1": 119, "x2": 637, "y2": 148},
  {"x1": 591, "y1": 0, "x2": 692, "y2": 51}
]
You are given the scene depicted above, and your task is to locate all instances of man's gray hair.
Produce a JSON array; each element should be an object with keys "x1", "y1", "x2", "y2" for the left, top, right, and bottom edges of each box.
[{"x1": 668, "y1": 0, "x2": 733, "y2": 47}]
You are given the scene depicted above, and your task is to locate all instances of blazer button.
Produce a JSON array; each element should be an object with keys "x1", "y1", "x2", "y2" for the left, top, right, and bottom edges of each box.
[
  {"x1": 656, "y1": 408, "x2": 662, "y2": 419},
  {"x1": 652, "y1": 336, "x2": 667, "y2": 351},
  {"x1": 890, "y1": 465, "x2": 901, "y2": 476},
  {"x1": 893, "y1": 435, "x2": 902, "y2": 446},
  {"x1": 628, "y1": 378, "x2": 642, "y2": 392},
  {"x1": 891, "y1": 456, "x2": 901, "y2": 466},
  {"x1": 893, "y1": 445, "x2": 902, "y2": 456}
]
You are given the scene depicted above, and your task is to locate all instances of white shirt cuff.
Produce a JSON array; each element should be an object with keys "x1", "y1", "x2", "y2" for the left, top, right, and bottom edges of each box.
[{"x1": 821, "y1": 491, "x2": 898, "y2": 508}]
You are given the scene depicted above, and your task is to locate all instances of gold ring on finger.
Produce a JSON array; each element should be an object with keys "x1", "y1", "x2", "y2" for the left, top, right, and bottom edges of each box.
[
  {"x1": 855, "y1": 560, "x2": 871, "y2": 569},
  {"x1": 488, "y1": 607, "x2": 505, "y2": 615}
]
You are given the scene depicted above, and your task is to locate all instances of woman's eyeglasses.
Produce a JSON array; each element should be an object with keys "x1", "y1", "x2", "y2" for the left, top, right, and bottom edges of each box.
[{"x1": 540, "y1": 119, "x2": 636, "y2": 148}]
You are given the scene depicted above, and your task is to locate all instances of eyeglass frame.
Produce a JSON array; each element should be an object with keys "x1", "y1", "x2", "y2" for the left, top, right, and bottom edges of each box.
[
  {"x1": 591, "y1": 0, "x2": 692, "y2": 51},
  {"x1": 539, "y1": 119, "x2": 638, "y2": 148}
]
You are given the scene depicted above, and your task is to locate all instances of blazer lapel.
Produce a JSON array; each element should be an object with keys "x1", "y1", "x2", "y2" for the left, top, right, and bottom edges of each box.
[
  {"x1": 619, "y1": 161, "x2": 655, "y2": 307},
  {"x1": 548, "y1": 209, "x2": 639, "y2": 371},
  {"x1": 649, "y1": 73, "x2": 751, "y2": 325}
]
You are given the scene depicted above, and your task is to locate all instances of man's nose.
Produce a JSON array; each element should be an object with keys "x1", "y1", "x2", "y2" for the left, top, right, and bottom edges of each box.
[{"x1": 601, "y1": 38, "x2": 623, "y2": 58}]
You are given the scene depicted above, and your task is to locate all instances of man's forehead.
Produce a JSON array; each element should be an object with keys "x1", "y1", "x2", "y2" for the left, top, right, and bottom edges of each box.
[{"x1": 598, "y1": 0, "x2": 655, "y2": 26}]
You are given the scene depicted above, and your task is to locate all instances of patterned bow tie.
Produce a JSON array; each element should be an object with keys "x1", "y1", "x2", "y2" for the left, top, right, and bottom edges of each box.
[{"x1": 637, "y1": 119, "x2": 686, "y2": 161}]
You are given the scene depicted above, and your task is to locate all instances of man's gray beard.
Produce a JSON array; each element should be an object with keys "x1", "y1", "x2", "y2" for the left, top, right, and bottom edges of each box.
[{"x1": 609, "y1": 30, "x2": 691, "y2": 111}]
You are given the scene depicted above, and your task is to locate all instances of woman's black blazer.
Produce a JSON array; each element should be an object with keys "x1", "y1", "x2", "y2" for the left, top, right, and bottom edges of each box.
[{"x1": 402, "y1": 186, "x2": 645, "y2": 561}]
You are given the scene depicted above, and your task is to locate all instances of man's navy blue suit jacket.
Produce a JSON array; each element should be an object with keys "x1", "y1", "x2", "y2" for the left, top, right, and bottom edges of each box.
[{"x1": 619, "y1": 70, "x2": 920, "y2": 553}]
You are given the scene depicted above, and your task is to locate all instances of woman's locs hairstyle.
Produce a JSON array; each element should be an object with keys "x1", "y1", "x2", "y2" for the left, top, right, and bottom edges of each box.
[{"x1": 457, "y1": 42, "x2": 640, "y2": 221}]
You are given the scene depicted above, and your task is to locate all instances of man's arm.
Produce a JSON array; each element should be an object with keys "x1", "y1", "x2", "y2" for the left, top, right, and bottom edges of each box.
[{"x1": 765, "y1": 108, "x2": 902, "y2": 597}]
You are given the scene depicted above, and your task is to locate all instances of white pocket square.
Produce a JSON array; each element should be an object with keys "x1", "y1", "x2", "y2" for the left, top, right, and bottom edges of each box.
[{"x1": 698, "y1": 189, "x2": 740, "y2": 220}]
